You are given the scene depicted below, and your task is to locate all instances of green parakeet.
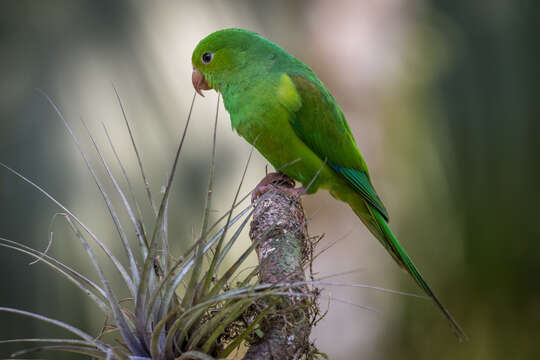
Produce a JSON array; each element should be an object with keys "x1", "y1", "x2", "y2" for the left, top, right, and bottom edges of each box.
[{"x1": 191, "y1": 28, "x2": 466, "y2": 340}]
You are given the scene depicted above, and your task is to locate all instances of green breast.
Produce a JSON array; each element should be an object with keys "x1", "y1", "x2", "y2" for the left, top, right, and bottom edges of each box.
[{"x1": 220, "y1": 75, "x2": 337, "y2": 191}]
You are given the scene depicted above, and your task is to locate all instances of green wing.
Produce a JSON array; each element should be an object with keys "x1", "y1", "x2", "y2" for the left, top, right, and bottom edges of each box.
[
  {"x1": 277, "y1": 73, "x2": 467, "y2": 340},
  {"x1": 330, "y1": 164, "x2": 388, "y2": 221},
  {"x1": 280, "y1": 73, "x2": 389, "y2": 220}
]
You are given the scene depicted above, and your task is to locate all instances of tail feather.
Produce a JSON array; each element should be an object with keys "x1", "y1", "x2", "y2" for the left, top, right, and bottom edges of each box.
[{"x1": 364, "y1": 203, "x2": 468, "y2": 341}]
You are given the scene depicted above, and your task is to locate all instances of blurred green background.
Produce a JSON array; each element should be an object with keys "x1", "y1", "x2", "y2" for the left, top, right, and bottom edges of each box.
[{"x1": 1, "y1": 1, "x2": 539, "y2": 359}]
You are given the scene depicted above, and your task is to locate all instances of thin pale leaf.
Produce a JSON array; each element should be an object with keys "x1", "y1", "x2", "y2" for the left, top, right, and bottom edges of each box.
[
  {"x1": 80, "y1": 117, "x2": 140, "y2": 287},
  {"x1": 37, "y1": 90, "x2": 137, "y2": 296},
  {"x1": 215, "y1": 209, "x2": 253, "y2": 270},
  {"x1": 0, "y1": 239, "x2": 109, "y2": 314},
  {"x1": 135, "y1": 91, "x2": 196, "y2": 339},
  {"x1": 0, "y1": 161, "x2": 135, "y2": 297},
  {"x1": 113, "y1": 85, "x2": 157, "y2": 216},
  {"x1": 0, "y1": 338, "x2": 93, "y2": 346},
  {"x1": 201, "y1": 142, "x2": 254, "y2": 297},
  {"x1": 149, "y1": 307, "x2": 181, "y2": 360},
  {"x1": 103, "y1": 123, "x2": 149, "y2": 253},
  {"x1": 155, "y1": 205, "x2": 253, "y2": 325},
  {"x1": 63, "y1": 216, "x2": 146, "y2": 355},
  {"x1": 0, "y1": 307, "x2": 107, "y2": 352},
  {"x1": 28, "y1": 212, "x2": 64, "y2": 265},
  {"x1": 205, "y1": 231, "x2": 262, "y2": 300},
  {"x1": 165, "y1": 307, "x2": 207, "y2": 359},
  {"x1": 183, "y1": 94, "x2": 220, "y2": 309},
  {"x1": 10, "y1": 345, "x2": 106, "y2": 359}
]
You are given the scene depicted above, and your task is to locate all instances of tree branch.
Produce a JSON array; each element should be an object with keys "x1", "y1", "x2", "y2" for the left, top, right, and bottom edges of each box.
[{"x1": 243, "y1": 183, "x2": 312, "y2": 360}]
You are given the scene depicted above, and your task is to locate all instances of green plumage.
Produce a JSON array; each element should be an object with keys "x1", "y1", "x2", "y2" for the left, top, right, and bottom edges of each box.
[{"x1": 192, "y1": 28, "x2": 466, "y2": 340}]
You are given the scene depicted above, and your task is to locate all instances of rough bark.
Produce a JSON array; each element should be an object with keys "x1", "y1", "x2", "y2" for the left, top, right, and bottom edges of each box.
[{"x1": 242, "y1": 184, "x2": 312, "y2": 360}]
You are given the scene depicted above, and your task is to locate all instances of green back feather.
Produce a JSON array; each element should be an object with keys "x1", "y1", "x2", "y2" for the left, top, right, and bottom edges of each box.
[{"x1": 282, "y1": 74, "x2": 389, "y2": 220}]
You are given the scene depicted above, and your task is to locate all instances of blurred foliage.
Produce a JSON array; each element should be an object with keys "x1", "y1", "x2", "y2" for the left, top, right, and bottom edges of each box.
[{"x1": 383, "y1": 1, "x2": 540, "y2": 359}]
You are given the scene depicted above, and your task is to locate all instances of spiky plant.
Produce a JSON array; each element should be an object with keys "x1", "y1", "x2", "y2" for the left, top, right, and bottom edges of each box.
[{"x1": 0, "y1": 90, "x2": 319, "y2": 360}]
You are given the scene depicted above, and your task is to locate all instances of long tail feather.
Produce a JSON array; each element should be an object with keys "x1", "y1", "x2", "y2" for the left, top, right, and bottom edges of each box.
[{"x1": 364, "y1": 203, "x2": 468, "y2": 341}]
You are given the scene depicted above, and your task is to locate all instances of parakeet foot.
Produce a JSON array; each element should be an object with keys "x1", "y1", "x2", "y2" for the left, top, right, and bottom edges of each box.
[{"x1": 251, "y1": 172, "x2": 305, "y2": 202}]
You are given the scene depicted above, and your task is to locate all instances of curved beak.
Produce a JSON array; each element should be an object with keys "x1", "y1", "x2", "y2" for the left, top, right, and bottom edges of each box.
[{"x1": 192, "y1": 68, "x2": 211, "y2": 97}]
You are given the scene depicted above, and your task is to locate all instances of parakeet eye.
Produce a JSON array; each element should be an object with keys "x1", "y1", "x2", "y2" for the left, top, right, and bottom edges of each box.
[{"x1": 202, "y1": 52, "x2": 214, "y2": 64}]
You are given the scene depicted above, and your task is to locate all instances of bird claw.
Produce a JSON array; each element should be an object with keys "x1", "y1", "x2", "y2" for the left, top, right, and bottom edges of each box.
[{"x1": 251, "y1": 172, "x2": 305, "y2": 202}]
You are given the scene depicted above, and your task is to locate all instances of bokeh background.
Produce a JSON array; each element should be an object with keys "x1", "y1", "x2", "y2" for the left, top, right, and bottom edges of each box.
[{"x1": 1, "y1": 1, "x2": 539, "y2": 359}]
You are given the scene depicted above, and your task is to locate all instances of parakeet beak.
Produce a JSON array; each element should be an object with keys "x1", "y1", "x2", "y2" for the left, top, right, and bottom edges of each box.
[{"x1": 192, "y1": 68, "x2": 211, "y2": 97}]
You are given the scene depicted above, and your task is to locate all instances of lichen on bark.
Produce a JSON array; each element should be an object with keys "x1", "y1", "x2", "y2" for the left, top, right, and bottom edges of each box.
[{"x1": 243, "y1": 182, "x2": 316, "y2": 360}]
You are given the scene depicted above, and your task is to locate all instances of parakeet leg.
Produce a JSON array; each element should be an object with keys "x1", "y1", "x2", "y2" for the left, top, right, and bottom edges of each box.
[{"x1": 251, "y1": 172, "x2": 306, "y2": 201}]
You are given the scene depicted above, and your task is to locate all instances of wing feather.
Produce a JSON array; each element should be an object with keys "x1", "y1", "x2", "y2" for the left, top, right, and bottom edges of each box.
[{"x1": 278, "y1": 73, "x2": 389, "y2": 220}]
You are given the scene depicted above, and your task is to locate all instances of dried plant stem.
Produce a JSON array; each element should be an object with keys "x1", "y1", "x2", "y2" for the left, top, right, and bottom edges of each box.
[{"x1": 243, "y1": 182, "x2": 312, "y2": 360}]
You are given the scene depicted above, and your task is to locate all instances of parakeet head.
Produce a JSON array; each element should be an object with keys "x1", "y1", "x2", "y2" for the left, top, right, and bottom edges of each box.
[{"x1": 191, "y1": 28, "x2": 271, "y2": 96}]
